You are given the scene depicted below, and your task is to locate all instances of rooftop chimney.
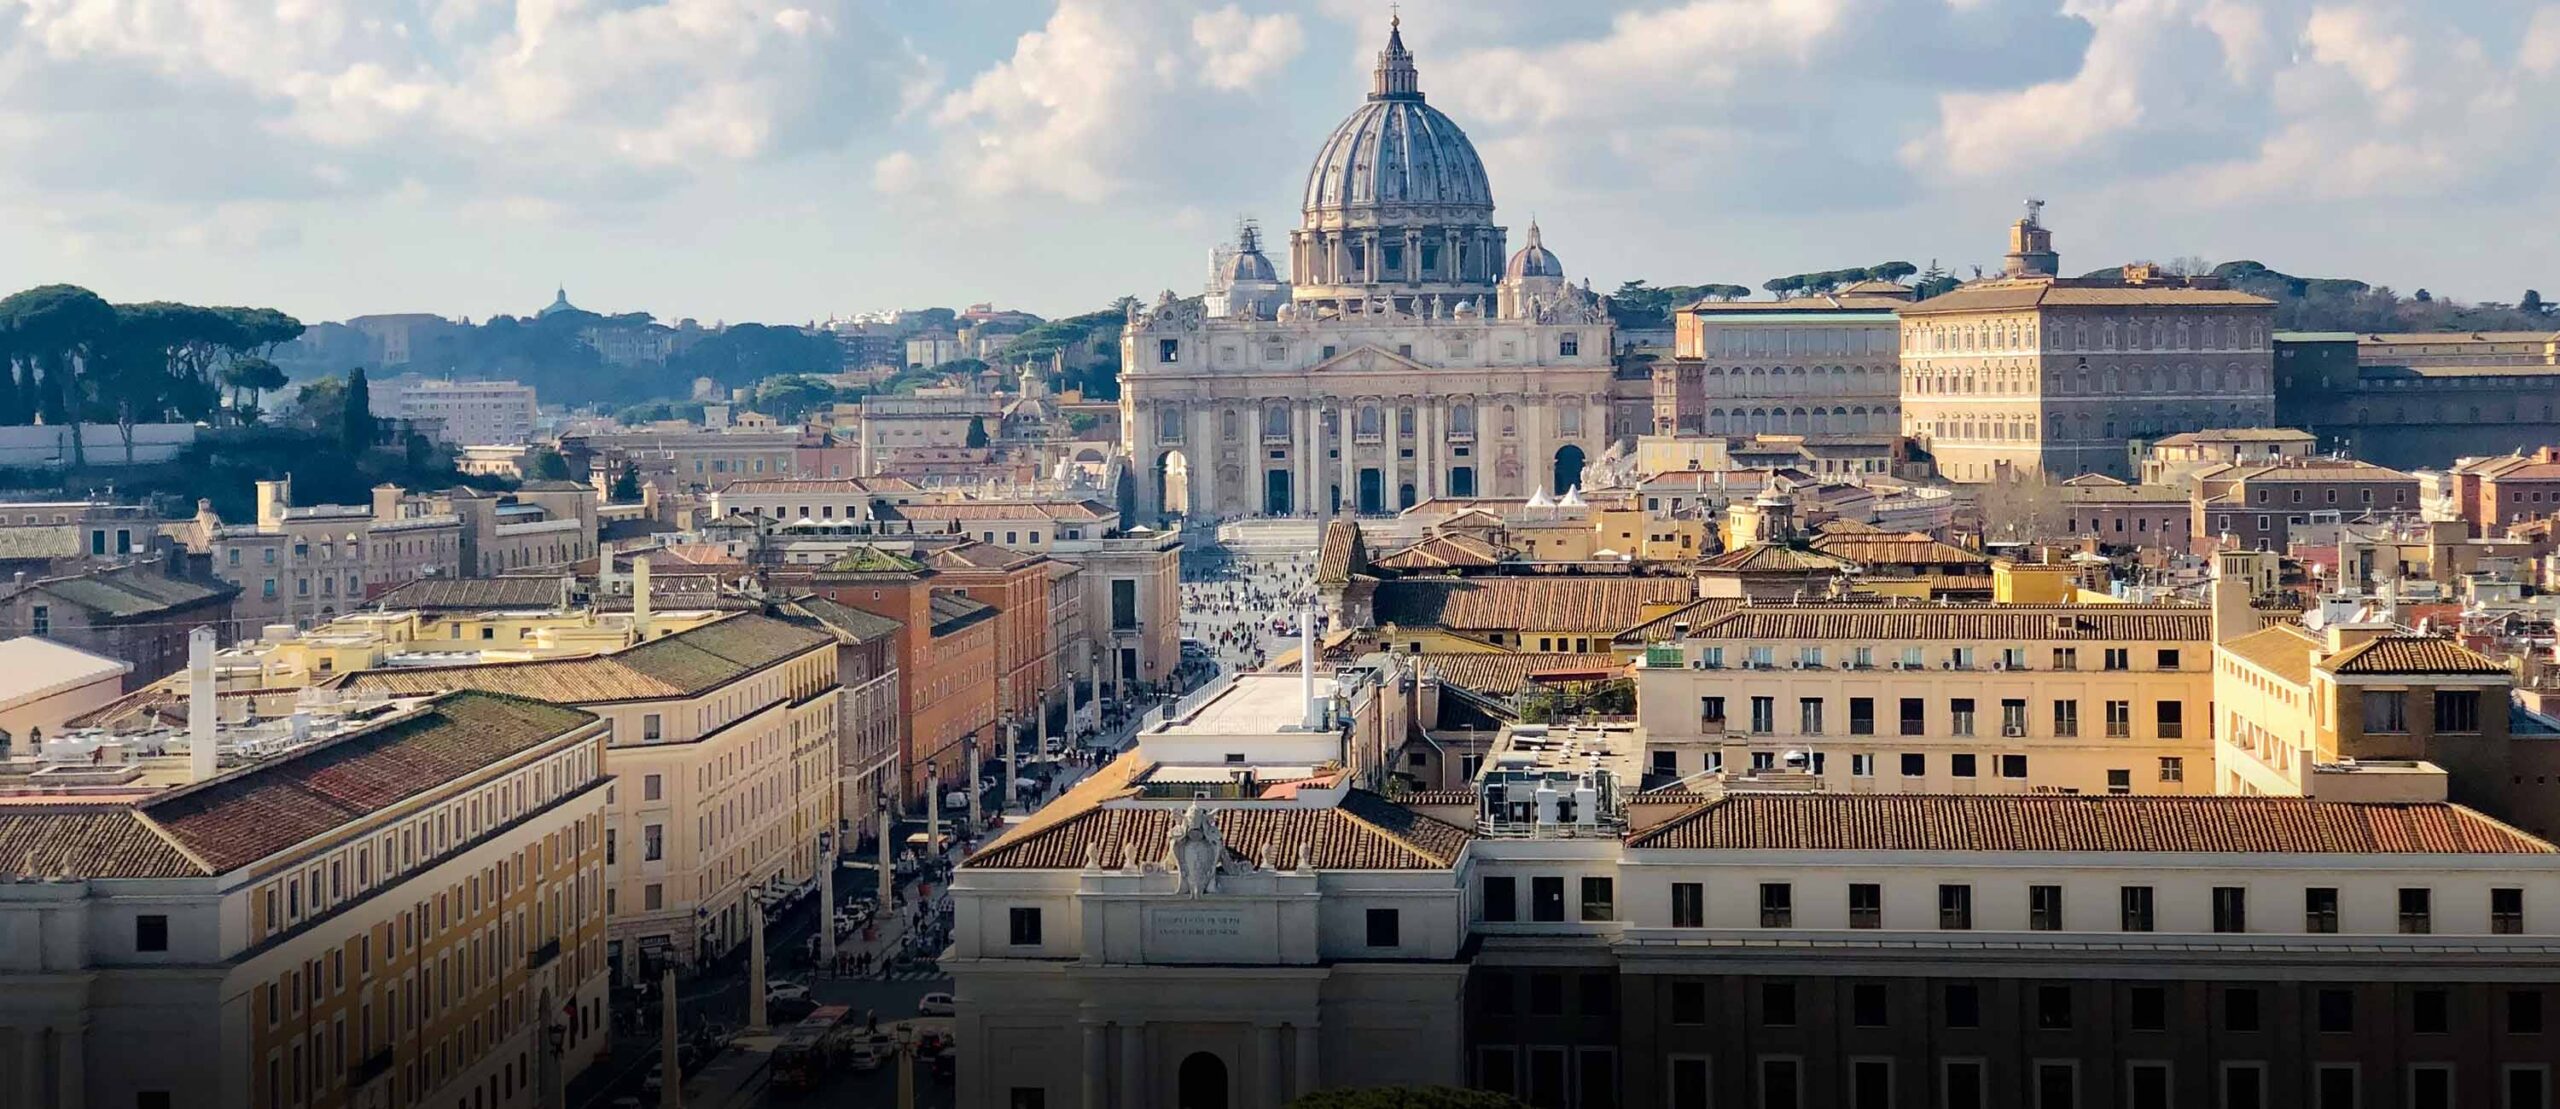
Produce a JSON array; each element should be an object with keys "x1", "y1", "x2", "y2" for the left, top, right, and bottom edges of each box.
[
  {"x1": 188, "y1": 626, "x2": 218, "y2": 783},
  {"x1": 632, "y1": 554, "x2": 653, "y2": 639}
]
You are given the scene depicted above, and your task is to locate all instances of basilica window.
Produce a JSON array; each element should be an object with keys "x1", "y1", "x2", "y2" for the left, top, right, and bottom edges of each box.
[
  {"x1": 1398, "y1": 407, "x2": 1416, "y2": 436},
  {"x1": 1357, "y1": 406, "x2": 1382, "y2": 439},
  {"x1": 1158, "y1": 408, "x2": 1183, "y2": 441},
  {"x1": 1265, "y1": 407, "x2": 1289, "y2": 437},
  {"x1": 1222, "y1": 409, "x2": 1241, "y2": 438},
  {"x1": 1383, "y1": 244, "x2": 1404, "y2": 276},
  {"x1": 1450, "y1": 405, "x2": 1476, "y2": 435},
  {"x1": 1559, "y1": 333, "x2": 1580, "y2": 357},
  {"x1": 1321, "y1": 410, "x2": 1339, "y2": 435},
  {"x1": 1501, "y1": 405, "x2": 1517, "y2": 436},
  {"x1": 1560, "y1": 404, "x2": 1583, "y2": 435},
  {"x1": 1158, "y1": 339, "x2": 1180, "y2": 364},
  {"x1": 1348, "y1": 242, "x2": 1367, "y2": 277}
]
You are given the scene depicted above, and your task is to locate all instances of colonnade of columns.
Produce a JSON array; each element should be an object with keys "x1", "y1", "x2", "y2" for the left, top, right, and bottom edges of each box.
[{"x1": 1133, "y1": 395, "x2": 1574, "y2": 520}]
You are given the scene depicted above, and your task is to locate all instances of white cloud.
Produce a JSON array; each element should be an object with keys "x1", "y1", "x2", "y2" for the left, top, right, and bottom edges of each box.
[
  {"x1": 0, "y1": 0, "x2": 929, "y2": 202},
  {"x1": 884, "y1": 0, "x2": 1302, "y2": 203},
  {"x1": 1193, "y1": 7, "x2": 1305, "y2": 91}
]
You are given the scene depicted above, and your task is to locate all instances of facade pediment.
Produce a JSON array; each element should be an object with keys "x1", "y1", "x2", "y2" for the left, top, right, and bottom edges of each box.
[{"x1": 1307, "y1": 344, "x2": 1431, "y2": 376}]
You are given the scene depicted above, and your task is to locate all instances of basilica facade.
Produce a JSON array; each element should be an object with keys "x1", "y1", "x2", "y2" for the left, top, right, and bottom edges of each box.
[{"x1": 1120, "y1": 21, "x2": 1615, "y2": 522}]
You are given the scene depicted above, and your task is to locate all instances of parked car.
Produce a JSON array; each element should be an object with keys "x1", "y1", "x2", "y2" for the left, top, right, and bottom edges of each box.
[
  {"x1": 916, "y1": 992, "x2": 956, "y2": 1017},
  {"x1": 766, "y1": 981, "x2": 813, "y2": 1006}
]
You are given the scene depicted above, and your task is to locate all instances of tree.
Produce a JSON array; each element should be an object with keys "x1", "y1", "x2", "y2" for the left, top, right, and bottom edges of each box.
[
  {"x1": 612, "y1": 462, "x2": 643, "y2": 502},
  {"x1": 342, "y1": 367, "x2": 374, "y2": 452},
  {"x1": 2523, "y1": 290, "x2": 2547, "y2": 316},
  {"x1": 965, "y1": 415, "x2": 990, "y2": 448},
  {"x1": 2413, "y1": 288, "x2": 2432, "y2": 303},
  {"x1": 222, "y1": 356, "x2": 289, "y2": 421},
  {"x1": 1762, "y1": 275, "x2": 1800, "y2": 299},
  {"x1": 0, "y1": 284, "x2": 116, "y2": 464},
  {"x1": 527, "y1": 448, "x2": 573, "y2": 481},
  {"x1": 1868, "y1": 260, "x2": 1918, "y2": 283},
  {"x1": 1288, "y1": 1087, "x2": 1531, "y2": 1109},
  {"x1": 752, "y1": 374, "x2": 834, "y2": 422}
]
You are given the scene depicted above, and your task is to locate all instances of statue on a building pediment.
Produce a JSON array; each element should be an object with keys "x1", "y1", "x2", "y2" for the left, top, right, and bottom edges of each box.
[{"x1": 1167, "y1": 799, "x2": 1227, "y2": 896}]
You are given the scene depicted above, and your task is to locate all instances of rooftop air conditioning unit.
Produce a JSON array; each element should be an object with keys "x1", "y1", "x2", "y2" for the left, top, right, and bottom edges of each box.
[
  {"x1": 1940, "y1": 660, "x2": 1957, "y2": 670},
  {"x1": 1691, "y1": 659, "x2": 1710, "y2": 670},
  {"x1": 1992, "y1": 661, "x2": 2009, "y2": 671},
  {"x1": 1891, "y1": 661, "x2": 1909, "y2": 671}
]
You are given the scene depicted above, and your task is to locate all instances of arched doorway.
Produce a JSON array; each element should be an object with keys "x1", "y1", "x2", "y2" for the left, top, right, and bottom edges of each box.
[
  {"x1": 1155, "y1": 449, "x2": 1191, "y2": 519},
  {"x1": 1177, "y1": 1052, "x2": 1229, "y2": 1109},
  {"x1": 1553, "y1": 444, "x2": 1586, "y2": 492}
]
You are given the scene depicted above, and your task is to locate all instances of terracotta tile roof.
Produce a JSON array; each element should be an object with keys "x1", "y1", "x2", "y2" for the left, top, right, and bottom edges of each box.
[
  {"x1": 1689, "y1": 603, "x2": 2210, "y2": 642},
  {"x1": 1630, "y1": 794, "x2": 2554, "y2": 854},
  {"x1": 1696, "y1": 544, "x2": 1858, "y2": 574},
  {"x1": 140, "y1": 691, "x2": 598, "y2": 872},
  {"x1": 967, "y1": 790, "x2": 1471, "y2": 870},
  {"x1": 1810, "y1": 535, "x2": 1991, "y2": 566},
  {"x1": 716, "y1": 477, "x2": 919, "y2": 495},
  {"x1": 0, "y1": 525, "x2": 81, "y2": 560},
  {"x1": 924, "y1": 541, "x2": 1041, "y2": 571},
  {"x1": 0, "y1": 808, "x2": 206, "y2": 879},
  {"x1": 887, "y1": 499, "x2": 1113, "y2": 522},
  {"x1": 372, "y1": 577, "x2": 570, "y2": 612},
  {"x1": 2324, "y1": 635, "x2": 2509, "y2": 676},
  {"x1": 334, "y1": 613, "x2": 832, "y2": 704},
  {"x1": 773, "y1": 597, "x2": 903, "y2": 644},
  {"x1": 816, "y1": 546, "x2": 926, "y2": 575},
  {"x1": 2226, "y1": 459, "x2": 2414, "y2": 483},
  {"x1": 2155, "y1": 428, "x2": 2318, "y2": 445},
  {"x1": 1422, "y1": 653, "x2": 1626, "y2": 695},
  {"x1": 929, "y1": 592, "x2": 996, "y2": 635},
  {"x1": 1615, "y1": 598, "x2": 1745, "y2": 643},
  {"x1": 1371, "y1": 576, "x2": 1693, "y2": 633},
  {"x1": 1898, "y1": 281, "x2": 2274, "y2": 314},
  {"x1": 1373, "y1": 533, "x2": 1513, "y2": 570},
  {"x1": 32, "y1": 565, "x2": 236, "y2": 619},
  {"x1": 1811, "y1": 518, "x2": 1888, "y2": 535},
  {"x1": 2222, "y1": 624, "x2": 2318, "y2": 685},
  {"x1": 1316, "y1": 520, "x2": 1366, "y2": 585}
]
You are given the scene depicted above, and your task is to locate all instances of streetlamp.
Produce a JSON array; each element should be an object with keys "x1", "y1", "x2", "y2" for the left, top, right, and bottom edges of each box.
[
  {"x1": 1000, "y1": 709, "x2": 1019, "y2": 818},
  {"x1": 893, "y1": 1022, "x2": 918, "y2": 1109},
  {"x1": 816, "y1": 827, "x2": 838, "y2": 973}
]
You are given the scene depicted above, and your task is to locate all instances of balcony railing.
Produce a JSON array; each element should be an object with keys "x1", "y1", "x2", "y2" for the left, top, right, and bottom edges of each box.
[{"x1": 527, "y1": 937, "x2": 561, "y2": 971}]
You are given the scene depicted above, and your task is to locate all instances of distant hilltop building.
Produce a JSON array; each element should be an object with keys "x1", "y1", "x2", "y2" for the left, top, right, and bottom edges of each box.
[
  {"x1": 1898, "y1": 203, "x2": 2279, "y2": 482},
  {"x1": 1121, "y1": 18, "x2": 1623, "y2": 522}
]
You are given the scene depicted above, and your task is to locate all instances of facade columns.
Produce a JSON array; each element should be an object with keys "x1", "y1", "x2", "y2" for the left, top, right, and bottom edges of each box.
[
  {"x1": 1291, "y1": 405, "x2": 1311, "y2": 517},
  {"x1": 1256, "y1": 1025, "x2": 1286, "y2": 1109},
  {"x1": 1117, "y1": 1023, "x2": 1146, "y2": 1109},
  {"x1": 1420, "y1": 402, "x2": 1438, "y2": 501},
  {"x1": 1338, "y1": 403, "x2": 1356, "y2": 516},
  {"x1": 1190, "y1": 405, "x2": 1217, "y2": 516},
  {"x1": 1292, "y1": 1023, "x2": 1320, "y2": 1099},
  {"x1": 55, "y1": 1025, "x2": 78, "y2": 1109},
  {"x1": 17, "y1": 1026, "x2": 46, "y2": 1109},
  {"x1": 1082, "y1": 1023, "x2": 1107, "y2": 1109}
]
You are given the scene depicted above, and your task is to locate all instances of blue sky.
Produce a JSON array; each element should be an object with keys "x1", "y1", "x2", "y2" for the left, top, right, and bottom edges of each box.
[{"x1": 3, "y1": 0, "x2": 2555, "y2": 325}]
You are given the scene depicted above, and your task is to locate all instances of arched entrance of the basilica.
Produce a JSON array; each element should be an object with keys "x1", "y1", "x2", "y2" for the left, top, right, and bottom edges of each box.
[
  {"x1": 1176, "y1": 1052, "x2": 1230, "y2": 1109},
  {"x1": 1357, "y1": 468, "x2": 1384, "y2": 515},
  {"x1": 1553, "y1": 444, "x2": 1586, "y2": 492},
  {"x1": 1155, "y1": 449, "x2": 1192, "y2": 519}
]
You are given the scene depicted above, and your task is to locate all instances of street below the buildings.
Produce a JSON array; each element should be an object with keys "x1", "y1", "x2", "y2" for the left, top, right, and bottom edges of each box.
[{"x1": 568, "y1": 706, "x2": 1143, "y2": 1109}]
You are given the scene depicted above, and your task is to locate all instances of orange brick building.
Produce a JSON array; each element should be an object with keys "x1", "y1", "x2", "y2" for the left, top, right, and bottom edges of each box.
[{"x1": 810, "y1": 548, "x2": 999, "y2": 806}]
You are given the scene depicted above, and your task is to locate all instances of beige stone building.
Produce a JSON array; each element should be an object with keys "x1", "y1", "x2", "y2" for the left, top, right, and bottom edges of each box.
[
  {"x1": 1654, "y1": 288, "x2": 1907, "y2": 437},
  {"x1": 0, "y1": 689, "x2": 614, "y2": 1109},
  {"x1": 169, "y1": 477, "x2": 463, "y2": 633},
  {"x1": 1632, "y1": 602, "x2": 2217, "y2": 795},
  {"x1": 1120, "y1": 23, "x2": 1615, "y2": 520},
  {"x1": 335, "y1": 613, "x2": 843, "y2": 980},
  {"x1": 1898, "y1": 207, "x2": 2277, "y2": 481}
]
